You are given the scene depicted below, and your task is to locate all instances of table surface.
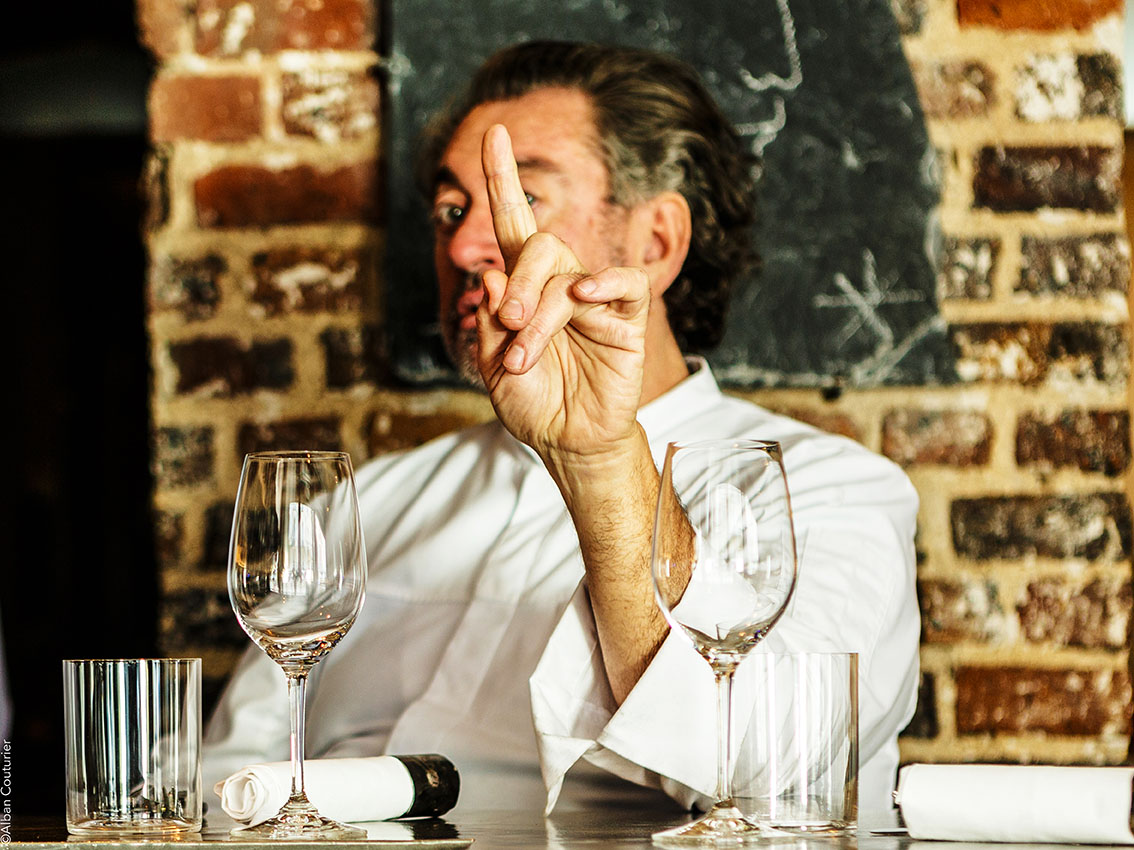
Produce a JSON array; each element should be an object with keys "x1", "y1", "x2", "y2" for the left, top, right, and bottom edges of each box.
[
  {"x1": 21, "y1": 807, "x2": 1066, "y2": 850},
  {"x1": 11, "y1": 808, "x2": 907, "y2": 850},
  {"x1": 14, "y1": 807, "x2": 1125, "y2": 849}
]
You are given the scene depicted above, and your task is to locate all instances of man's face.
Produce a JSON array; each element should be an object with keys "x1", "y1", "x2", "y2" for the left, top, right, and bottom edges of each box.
[{"x1": 430, "y1": 87, "x2": 630, "y2": 385}]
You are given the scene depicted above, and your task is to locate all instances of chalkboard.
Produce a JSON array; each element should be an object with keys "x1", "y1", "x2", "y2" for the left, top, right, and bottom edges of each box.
[{"x1": 383, "y1": 0, "x2": 956, "y2": 389}]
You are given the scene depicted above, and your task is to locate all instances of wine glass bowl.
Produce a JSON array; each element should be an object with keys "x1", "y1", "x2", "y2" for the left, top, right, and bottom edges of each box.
[
  {"x1": 228, "y1": 451, "x2": 367, "y2": 839},
  {"x1": 652, "y1": 439, "x2": 798, "y2": 845}
]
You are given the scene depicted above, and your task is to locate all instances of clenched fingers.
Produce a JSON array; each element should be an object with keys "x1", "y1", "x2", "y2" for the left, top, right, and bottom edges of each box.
[{"x1": 480, "y1": 265, "x2": 650, "y2": 375}]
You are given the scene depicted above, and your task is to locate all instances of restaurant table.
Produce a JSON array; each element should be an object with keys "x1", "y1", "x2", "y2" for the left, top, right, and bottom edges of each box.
[{"x1": 4, "y1": 808, "x2": 1091, "y2": 850}]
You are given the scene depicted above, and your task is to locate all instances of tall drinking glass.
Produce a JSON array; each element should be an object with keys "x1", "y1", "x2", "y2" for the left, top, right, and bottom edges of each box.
[
  {"x1": 228, "y1": 451, "x2": 367, "y2": 839},
  {"x1": 651, "y1": 440, "x2": 798, "y2": 845}
]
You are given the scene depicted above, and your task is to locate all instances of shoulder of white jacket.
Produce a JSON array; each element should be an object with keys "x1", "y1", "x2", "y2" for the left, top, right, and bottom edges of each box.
[{"x1": 353, "y1": 419, "x2": 508, "y2": 488}]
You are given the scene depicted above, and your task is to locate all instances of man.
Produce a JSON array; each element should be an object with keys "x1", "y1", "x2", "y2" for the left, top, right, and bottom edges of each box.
[{"x1": 204, "y1": 41, "x2": 920, "y2": 814}]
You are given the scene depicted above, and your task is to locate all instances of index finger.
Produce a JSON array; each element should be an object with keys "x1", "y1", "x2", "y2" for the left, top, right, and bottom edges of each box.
[{"x1": 482, "y1": 124, "x2": 538, "y2": 273}]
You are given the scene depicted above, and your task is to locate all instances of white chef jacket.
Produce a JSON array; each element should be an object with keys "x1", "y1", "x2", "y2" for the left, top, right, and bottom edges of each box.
[{"x1": 203, "y1": 358, "x2": 920, "y2": 814}]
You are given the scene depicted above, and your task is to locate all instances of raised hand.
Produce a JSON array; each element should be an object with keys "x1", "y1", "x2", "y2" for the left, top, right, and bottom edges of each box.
[{"x1": 476, "y1": 124, "x2": 651, "y2": 466}]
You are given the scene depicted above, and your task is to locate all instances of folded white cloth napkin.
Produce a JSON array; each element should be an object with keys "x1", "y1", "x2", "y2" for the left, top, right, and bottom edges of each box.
[
  {"x1": 216, "y1": 757, "x2": 418, "y2": 826},
  {"x1": 895, "y1": 764, "x2": 1134, "y2": 844}
]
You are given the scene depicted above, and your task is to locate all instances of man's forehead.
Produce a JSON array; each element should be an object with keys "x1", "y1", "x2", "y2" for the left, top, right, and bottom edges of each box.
[
  {"x1": 434, "y1": 88, "x2": 605, "y2": 187},
  {"x1": 433, "y1": 155, "x2": 564, "y2": 192}
]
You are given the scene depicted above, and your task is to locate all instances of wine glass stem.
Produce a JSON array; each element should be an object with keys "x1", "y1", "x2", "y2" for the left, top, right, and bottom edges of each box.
[
  {"x1": 287, "y1": 671, "x2": 310, "y2": 802},
  {"x1": 715, "y1": 668, "x2": 734, "y2": 805}
]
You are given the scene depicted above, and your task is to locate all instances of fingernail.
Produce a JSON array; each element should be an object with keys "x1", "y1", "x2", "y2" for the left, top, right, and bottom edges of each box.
[
  {"x1": 504, "y1": 344, "x2": 525, "y2": 372},
  {"x1": 499, "y1": 299, "x2": 523, "y2": 322},
  {"x1": 575, "y1": 279, "x2": 597, "y2": 296}
]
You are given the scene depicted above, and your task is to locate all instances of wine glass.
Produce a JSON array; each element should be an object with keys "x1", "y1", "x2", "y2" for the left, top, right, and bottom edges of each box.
[
  {"x1": 651, "y1": 439, "x2": 798, "y2": 845},
  {"x1": 227, "y1": 450, "x2": 367, "y2": 839}
]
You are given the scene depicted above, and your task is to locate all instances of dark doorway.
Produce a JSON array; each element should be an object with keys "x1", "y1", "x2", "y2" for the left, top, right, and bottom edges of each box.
[{"x1": 0, "y1": 1, "x2": 157, "y2": 816}]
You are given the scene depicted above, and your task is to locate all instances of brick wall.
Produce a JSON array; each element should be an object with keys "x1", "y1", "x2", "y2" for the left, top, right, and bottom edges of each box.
[
  {"x1": 139, "y1": 0, "x2": 1131, "y2": 763},
  {"x1": 137, "y1": 0, "x2": 494, "y2": 702}
]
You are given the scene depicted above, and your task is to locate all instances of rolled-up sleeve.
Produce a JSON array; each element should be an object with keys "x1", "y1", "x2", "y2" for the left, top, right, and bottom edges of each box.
[{"x1": 530, "y1": 436, "x2": 920, "y2": 814}]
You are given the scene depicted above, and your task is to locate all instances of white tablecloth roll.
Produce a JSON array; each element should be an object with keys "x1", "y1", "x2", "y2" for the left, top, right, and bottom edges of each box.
[
  {"x1": 216, "y1": 757, "x2": 422, "y2": 825},
  {"x1": 895, "y1": 764, "x2": 1134, "y2": 844}
]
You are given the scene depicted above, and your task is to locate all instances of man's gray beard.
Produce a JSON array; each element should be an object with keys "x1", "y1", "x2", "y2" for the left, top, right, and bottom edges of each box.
[{"x1": 443, "y1": 324, "x2": 483, "y2": 388}]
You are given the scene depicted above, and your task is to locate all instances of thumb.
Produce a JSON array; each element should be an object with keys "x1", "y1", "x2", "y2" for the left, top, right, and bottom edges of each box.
[{"x1": 482, "y1": 268, "x2": 507, "y2": 314}]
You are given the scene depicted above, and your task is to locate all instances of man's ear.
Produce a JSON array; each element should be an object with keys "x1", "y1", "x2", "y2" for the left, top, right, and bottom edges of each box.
[{"x1": 635, "y1": 190, "x2": 692, "y2": 298}]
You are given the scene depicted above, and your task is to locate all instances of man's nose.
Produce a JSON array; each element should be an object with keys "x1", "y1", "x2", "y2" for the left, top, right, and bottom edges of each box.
[{"x1": 446, "y1": 203, "x2": 504, "y2": 272}]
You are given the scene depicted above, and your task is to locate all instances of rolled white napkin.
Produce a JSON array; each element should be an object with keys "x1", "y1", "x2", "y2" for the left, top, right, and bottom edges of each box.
[
  {"x1": 216, "y1": 755, "x2": 458, "y2": 826},
  {"x1": 895, "y1": 764, "x2": 1134, "y2": 844}
]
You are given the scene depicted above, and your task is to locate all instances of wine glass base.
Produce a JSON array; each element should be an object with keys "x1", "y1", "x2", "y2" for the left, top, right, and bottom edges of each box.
[
  {"x1": 230, "y1": 811, "x2": 367, "y2": 841},
  {"x1": 653, "y1": 804, "x2": 777, "y2": 846}
]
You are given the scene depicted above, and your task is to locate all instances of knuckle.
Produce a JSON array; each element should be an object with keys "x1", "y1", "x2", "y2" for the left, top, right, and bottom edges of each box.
[
  {"x1": 507, "y1": 269, "x2": 534, "y2": 291},
  {"x1": 491, "y1": 198, "x2": 526, "y2": 218},
  {"x1": 549, "y1": 272, "x2": 584, "y2": 291},
  {"x1": 525, "y1": 231, "x2": 562, "y2": 254},
  {"x1": 530, "y1": 293, "x2": 573, "y2": 336}
]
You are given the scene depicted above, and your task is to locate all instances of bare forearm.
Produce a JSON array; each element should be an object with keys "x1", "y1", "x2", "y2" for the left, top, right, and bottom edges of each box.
[{"x1": 542, "y1": 425, "x2": 671, "y2": 704}]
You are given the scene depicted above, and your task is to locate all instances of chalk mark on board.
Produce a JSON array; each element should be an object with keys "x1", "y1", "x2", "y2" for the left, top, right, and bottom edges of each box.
[
  {"x1": 735, "y1": 99, "x2": 787, "y2": 158},
  {"x1": 733, "y1": 0, "x2": 802, "y2": 156},
  {"x1": 852, "y1": 312, "x2": 947, "y2": 385},
  {"x1": 737, "y1": 0, "x2": 802, "y2": 93},
  {"x1": 813, "y1": 248, "x2": 926, "y2": 350}
]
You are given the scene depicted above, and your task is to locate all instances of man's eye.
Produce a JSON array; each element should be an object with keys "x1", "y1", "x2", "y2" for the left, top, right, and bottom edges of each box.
[
  {"x1": 524, "y1": 192, "x2": 536, "y2": 206},
  {"x1": 432, "y1": 203, "x2": 465, "y2": 231}
]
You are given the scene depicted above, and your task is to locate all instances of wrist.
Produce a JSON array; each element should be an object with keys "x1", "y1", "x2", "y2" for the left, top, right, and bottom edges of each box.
[
  {"x1": 541, "y1": 424, "x2": 649, "y2": 485},
  {"x1": 540, "y1": 425, "x2": 657, "y2": 517}
]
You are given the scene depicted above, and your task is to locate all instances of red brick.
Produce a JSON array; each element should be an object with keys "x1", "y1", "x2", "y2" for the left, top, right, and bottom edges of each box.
[
  {"x1": 194, "y1": 161, "x2": 379, "y2": 228},
  {"x1": 1016, "y1": 409, "x2": 1130, "y2": 476},
  {"x1": 162, "y1": 588, "x2": 246, "y2": 651},
  {"x1": 322, "y1": 325, "x2": 385, "y2": 389},
  {"x1": 882, "y1": 409, "x2": 991, "y2": 467},
  {"x1": 281, "y1": 68, "x2": 379, "y2": 142},
  {"x1": 974, "y1": 146, "x2": 1121, "y2": 213},
  {"x1": 237, "y1": 417, "x2": 343, "y2": 455},
  {"x1": 954, "y1": 666, "x2": 1131, "y2": 736},
  {"x1": 1018, "y1": 577, "x2": 1131, "y2": 650},
  {"x1": 152, "y1": 426, "x2": 215, "y2": 489},
  {"x1": 153, "y1": 509, "x2": 185, "y2": 567},
  {"x1": 169, "y1": 337, "x2": 294, "y2": 396},
  {"x1": 149, "y1": 75, "x2": 262, "y2": 143},
  {"x1": 149, "y1": 254, "x2": 225, "y2": 320},
  {"x1": 919, "y1": 578, "x2": 1008, "y2": 644},
  {"x1": 911, "y1": 60, "x2": 995, "y2": 119},
  {"x1": 202, "y1": 501, "x2": 235, "y2": 572},
  {"x1": 1047, "y1": 322, "x2": 1129, "y2": 386},
  {"x1": 274, "y1": 0, "x2": 373, "y2": 50},
  {"x1": 957, "y1": 0, "x2": 1122, "y2": 31},
  {"x1": 1077, "y1": 54, "x2": 1123, "y2": 120},
  {"x1": 951, "y1": 493, "x2": 1132, "y2": 560},
  {"x1": 250, "y1": 246, "x2": 369, "y2": 316},
  {"x1": 938, "y1": 236, "x2": 999, "y2": 300},
  {"x1": 951, "y1": 322, "x2": 1048, "y2": 383},
  {"x1": 1018, "y1": 233, "x2": 1130, "y2": 297},
  {"x1": 951, "y1": 322, "x2": 1128, "y2": 386},
  {"x1": 367, "y1": 410, "x2": 488, "y2": 455},
  {"x1": 901, "y1": 673, "x2": 939, "y2": 739},
  {"x1": 777, "y1": 409, "x2": 860, "y2": 441},
  {"x1": 1016, "y1": 54, "x2": 1122, "y2": 122},
  {"x1": 195, "y1": 0, "x2": 374, "y2": 56}
]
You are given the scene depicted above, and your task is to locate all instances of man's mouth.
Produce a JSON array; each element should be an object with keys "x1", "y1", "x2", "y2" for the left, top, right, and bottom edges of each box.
[{"x1": 455, "y1": 275, "x2": 485, "y2": 330}]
